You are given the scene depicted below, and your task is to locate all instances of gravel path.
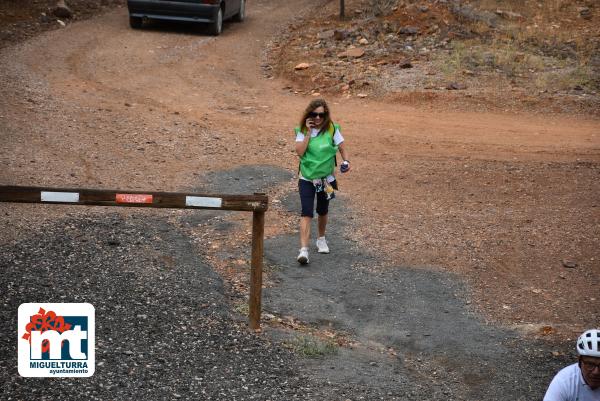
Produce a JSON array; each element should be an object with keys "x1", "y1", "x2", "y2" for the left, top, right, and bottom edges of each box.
[{"x1": 0, "y1": 212, "x2": 334, "y2": 400}]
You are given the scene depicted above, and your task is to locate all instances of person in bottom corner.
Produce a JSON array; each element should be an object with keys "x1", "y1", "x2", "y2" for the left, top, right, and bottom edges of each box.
[
  {"x1": 294, "y1": 98, "x2": 350, "y2": 265},
  {"x1": 544, "y1": 328, "x2": 600, "y2": 401}
]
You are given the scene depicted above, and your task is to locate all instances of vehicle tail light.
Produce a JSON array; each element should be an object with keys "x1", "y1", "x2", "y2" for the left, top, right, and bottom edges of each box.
[{"x1": 201, "y1": 0, "x2": 220, "y2": 4}]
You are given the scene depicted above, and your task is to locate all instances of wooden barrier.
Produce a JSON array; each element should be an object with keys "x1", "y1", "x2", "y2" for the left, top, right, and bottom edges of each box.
[{"x1": 0, "y1": 185, "x2": 268, "y2": 330}]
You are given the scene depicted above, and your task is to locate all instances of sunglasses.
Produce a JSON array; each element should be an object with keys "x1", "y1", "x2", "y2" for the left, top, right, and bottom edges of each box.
[
  {"x1": 308, "y1": 112, "x2": 327, "y2": 119},
  {"x1": 581, "y1": 360, "x2": 600, "y2": 370}
]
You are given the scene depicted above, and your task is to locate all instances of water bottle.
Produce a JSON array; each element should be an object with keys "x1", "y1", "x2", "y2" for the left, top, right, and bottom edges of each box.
[{"x1": 340, "y1": 160, "x2": 350, "y2": 173}]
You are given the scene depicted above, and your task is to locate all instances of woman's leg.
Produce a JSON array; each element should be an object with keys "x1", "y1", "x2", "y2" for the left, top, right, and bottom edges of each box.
[
  {"x1": 315, "y1": 183, "x2": 332, "y2": 237},
  {"x1": 298, "y1": 180, "x2": 316, "y2": 248},
  {"x1": 315, "y1": 194, "x2": 330, "y2": 253},
  {"x1": 317, "y1": 214, "x2": 328, "y2": 237},
  {"x1": 300, "y1": 216, "x2": 312, "y2": 248}
]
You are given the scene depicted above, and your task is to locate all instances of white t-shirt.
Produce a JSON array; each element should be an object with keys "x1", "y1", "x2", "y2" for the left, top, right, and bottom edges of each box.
[
  {"x1": 295, "y1": 127, "x2": 344, "y2": 183},
  {"x1": 544, "y1": 363, "x2": 600, "y2": 401}
]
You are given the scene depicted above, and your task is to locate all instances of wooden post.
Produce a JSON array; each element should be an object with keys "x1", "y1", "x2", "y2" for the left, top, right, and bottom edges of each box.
[
  {"x1": 249, "y1": 209, "x2": 265, "y2": 330},
  {"x1": 340, "y1": 0, "x2": 345, "y2": 19}
]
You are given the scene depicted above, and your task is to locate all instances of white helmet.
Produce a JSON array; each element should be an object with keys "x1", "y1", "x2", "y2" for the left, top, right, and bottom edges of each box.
[{"x1": 577, "y1": 329, "x2": 600, "y2": 357}]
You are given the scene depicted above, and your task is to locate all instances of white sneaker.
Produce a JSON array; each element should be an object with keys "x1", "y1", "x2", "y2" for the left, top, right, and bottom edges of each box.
[
  {"x1": 297, "y1": 247, "x2": 309, "y2": 265},
  {"x1": 316, "y1": 237, "x2": 329, "y2": 254}
]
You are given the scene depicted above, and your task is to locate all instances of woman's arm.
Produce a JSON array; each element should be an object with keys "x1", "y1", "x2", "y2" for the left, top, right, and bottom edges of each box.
[
  {"x1": 296, "y1": 134, "x2": 310, "y2": 157},
  {"x1": 296, "y1": 120, "x2": 315, "y2": 157},
  {"x1": 338, "y1": 142, "x2": 351, "y2": 172},
  {"x1": 338, "y1": 142, "x2": 349, "y2": 162}
]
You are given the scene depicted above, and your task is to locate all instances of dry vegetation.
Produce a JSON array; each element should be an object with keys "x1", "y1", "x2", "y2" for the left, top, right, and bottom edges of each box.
[
  {"x1": 436, "y1": 0, "x2": 599, "y2": 91},
  {"x1": 268, "y1": 0, "x2": 599, "y2": 114}
]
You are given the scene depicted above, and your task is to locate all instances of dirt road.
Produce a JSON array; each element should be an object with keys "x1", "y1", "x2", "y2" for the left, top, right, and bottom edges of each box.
[{"x1": 1, "y1": 0, "x2": 599, "y2": 399}]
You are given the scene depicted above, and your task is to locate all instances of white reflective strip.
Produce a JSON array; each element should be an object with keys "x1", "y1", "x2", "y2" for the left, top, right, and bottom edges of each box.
[
  {"x1": 41, "y1": 191, "x2": 80, "y2": 203},
  {"x1": 185, "y1": 196, "x2": 222, "y2": 208}
]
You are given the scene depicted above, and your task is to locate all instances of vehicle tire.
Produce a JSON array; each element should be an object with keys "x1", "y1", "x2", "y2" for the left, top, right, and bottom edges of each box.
[
  {"x1": 209, "y1": 7, "x2": 223, "y2": 36},
  {"x1": 233, "y1": 0, "x2": 245, "y2": 22},
  {"x1": 129, "y1": 16, "x2": 143, "y2": 29}
]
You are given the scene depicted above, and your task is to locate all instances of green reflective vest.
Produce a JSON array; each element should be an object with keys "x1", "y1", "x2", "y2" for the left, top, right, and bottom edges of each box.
[{"x1": 295, "y1": 123, "x2": 339, "y2": 180}]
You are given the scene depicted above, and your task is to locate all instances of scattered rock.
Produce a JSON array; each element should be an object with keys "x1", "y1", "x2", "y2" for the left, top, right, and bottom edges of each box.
[
  {"x1": 578, "y1": 7, "x2": 592, "y2": 20},
  {"x1": 294, "y1": 62, "x2": 311, "y2": 70},
  {"x1": 446, "y1": 82, "x2": 467, "y2": 90},
  {"x1": 40, "y1": 13, "x2": 51, "y2": 23},
  {"x1": 53, "y1": 1, "x2": 73, "y2": 19},
  {"x1": 357, "y1": 93, "x2": 368, "y2": 98},
  {"x1": 399, "y1": 26, "x2": 419, "y2": 35},
  {"x1": 359, "y1": 38, "x2": 369, "y2": 45},
  {"x1": 317, "y1": 30, "x2": 335, "y2": 40},
  {"x1": 561, "y1": 260, "x2": 578, "y2": 268},
  {"x1": 495, "y1": 9, "x2": 524, "y2": 20},
  {"x1": 57, "y1": 19, "x2": 66, "y2": 27},
  {"x1": 451, "y1": 3, "x2": 499, "y2": 27},
  {"x1": 398, "y1": 60, "x2": 413, "y2": 69},
  {"x1": 540, "y1": 326, "x2": 555, "y2": 335},
  {"x1": 338, "y1": 48, "x2": 365, "y2": 58},
  {"x1": 334, "y1": 29, "x2": 348, "y2": 41}
]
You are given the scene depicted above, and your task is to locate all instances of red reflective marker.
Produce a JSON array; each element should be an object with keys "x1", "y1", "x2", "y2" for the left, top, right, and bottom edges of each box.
[{"x1": 116, "y1": 194, "x2": 153, "y2": 204}]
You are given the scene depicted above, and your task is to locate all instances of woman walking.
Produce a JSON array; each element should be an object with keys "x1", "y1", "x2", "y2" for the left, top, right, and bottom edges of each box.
[{"x1": 294, "y1": 99, "x2": 350, "y2": 265}]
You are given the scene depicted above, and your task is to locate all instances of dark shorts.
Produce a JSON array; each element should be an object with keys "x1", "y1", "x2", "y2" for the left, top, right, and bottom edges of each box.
[{"x1": 298, "y1": 179, "x2": 337, "y2": 217}]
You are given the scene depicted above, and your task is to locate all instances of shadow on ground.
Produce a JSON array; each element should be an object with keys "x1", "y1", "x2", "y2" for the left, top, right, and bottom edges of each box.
[
  {"x1": 260, "y1": 169, "x2": 570, "y2": 400},
  {"x1": 184, "y1": 164, "x2": 572, "y2": 400}
]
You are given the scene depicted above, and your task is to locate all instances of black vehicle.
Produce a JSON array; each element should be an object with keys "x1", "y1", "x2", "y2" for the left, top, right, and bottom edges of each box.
[{"x1": 127, "y1": 0, "x2": 245, "y2": 35}]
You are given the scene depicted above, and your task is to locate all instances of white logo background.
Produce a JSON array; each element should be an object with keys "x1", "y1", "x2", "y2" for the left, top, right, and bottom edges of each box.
[{"x1": 18, "y1": 303, "x2": 95, "y2": 377}]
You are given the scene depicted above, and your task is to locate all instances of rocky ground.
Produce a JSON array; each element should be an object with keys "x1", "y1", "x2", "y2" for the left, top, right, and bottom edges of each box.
[
  {"x1": 266, "y1": 0, "x2": 600, "y2": 115},
  {"x1": 0, "y1": 212, "x2": 364, "y2": 400},
  {"x1": 0, "y1": 0, "x2": 125, "y2": 48}
]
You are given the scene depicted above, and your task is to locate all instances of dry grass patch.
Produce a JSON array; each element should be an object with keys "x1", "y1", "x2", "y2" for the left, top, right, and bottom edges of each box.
[
  {"x1": 435, "y1": 0, "x2": 598, "y2": 92},
  {"x1": 287, "y1": 335, "x2": 339, "y2": 358}
]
